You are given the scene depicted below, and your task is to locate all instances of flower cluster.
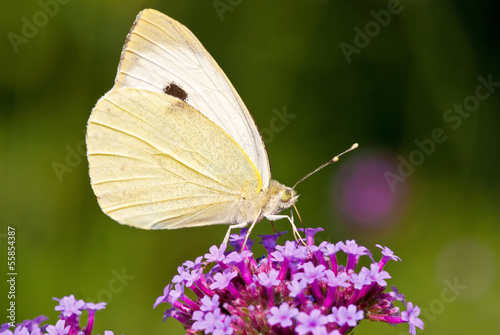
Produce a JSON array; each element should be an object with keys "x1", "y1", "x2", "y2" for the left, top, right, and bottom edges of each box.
[
  {"x1": 1, "y1": 295, "x2": 113, "y2": 335},
  {"x1": 155, "y1": 228, "x2": 424, "y2": 335}
]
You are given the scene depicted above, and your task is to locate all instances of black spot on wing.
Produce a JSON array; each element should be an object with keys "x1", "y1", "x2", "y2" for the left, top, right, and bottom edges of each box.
[{"x1": 163, "y1": 82, "x2": 188, "y2": 102}]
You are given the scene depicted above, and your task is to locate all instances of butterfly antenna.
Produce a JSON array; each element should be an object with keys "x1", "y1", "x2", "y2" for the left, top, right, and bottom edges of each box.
[{"x1": 292, "y1": 143, "x2": 359, "y2": 189}]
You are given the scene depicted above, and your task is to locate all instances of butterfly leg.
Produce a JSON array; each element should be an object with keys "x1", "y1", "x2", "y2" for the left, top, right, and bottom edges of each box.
[
  {"x1": 265, "y1": 212, "x2": 306, "y2": 246},
  {"x1": 223, "y1": 222, "x2": 249, "y2": 245},
  {"x1": 241, "y1": 210, "x2": 263, "y2": 250}
]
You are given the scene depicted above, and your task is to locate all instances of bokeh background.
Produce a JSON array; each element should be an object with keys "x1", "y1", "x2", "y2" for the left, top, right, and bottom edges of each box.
[{"x1": 1, "y1": 0, "x2": 499, "y2": 334}]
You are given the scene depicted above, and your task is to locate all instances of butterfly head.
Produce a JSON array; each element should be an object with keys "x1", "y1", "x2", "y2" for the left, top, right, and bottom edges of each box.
[
  {"x1": 278, "y1": 187, "x2": 298, "y2": 209},
  {"x1": 262, "y1": 180, "x2": 299, "y2": 216}
]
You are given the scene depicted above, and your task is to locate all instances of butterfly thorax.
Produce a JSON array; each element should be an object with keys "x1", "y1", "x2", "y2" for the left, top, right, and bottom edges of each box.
[{"x1": 234, "y1": 179, "x2": 298, "y2": 225}]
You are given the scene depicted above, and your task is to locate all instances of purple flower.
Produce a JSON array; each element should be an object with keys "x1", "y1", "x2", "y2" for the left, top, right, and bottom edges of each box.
[
  {"x1": 205, "y1": 244, "x2": 227, "y2": 263},
  {"x1": 183, "y1": 256, "x2": 204, "y2": 269},
  {"x1": 324, "y1": 270, "x2": 350, "y2": 289},
  {"x1": 367, "y1": 263, "x2": 391, "y2": 286},
  {"x1": 349, "y1": 271, "x2": 371, "y2": 290},
  {"x1": 327, "y1": 307, "x2": 339, "y2": 323},
  {"x1": 171, "y1": 266, "x2": 187, "y2": 284},
  {"x1": 287, "y1": 278, "x2": 307, "y2": 298},
  {"x1": 153, "y1": 284, "x2": 172, "y2": 308},
  {"x1": 181, "y1": 268, "x2": 202, "y2": 287},
  {"x1": 336, "y1": 305, "x2": 364, "y2": 327},
  {"x1": 157, "y1": 233, "x2": 423, "y2": 335},
  {"x1": 267, "y1": 302, "x2": 299, "y2": 328},
  {"x1": 255, "y1": 269, "x2": 280, "y2": 288},
  {"x1": 390, "y1": 285, "x2": 406, "y2": 302},
  {"x1": 85, "y1": 302, "x2": 107, "y2": 311},
  {"x1": 401, "y1": 302, "x2": 424, "y2": 335},
  {"x1": 321, "y1": 330, "x2": 341, "y2": 335},
  {"x1": 3, "y1": 315, "x2": 47, "y2": 335},
  {"x1": 192, "y1": 310, "x2": 204, "y2": 322},
  {"x1": 169, "y1": 283, "x2": 185, "y2": 302},
  {"x1": 10, "y1": 328, "x2": 27, "y2": 335},
  {"x1": 320, "y1": 241, "x2": 342, "y2": 256},
  {"x1": 341, "y1": 240, "x2": 370, "y2": 271},
  {"x1": 270, "y1": 240, "x2": 298, "y2": 262},
  {"x1": 256, "y1": 269, "x2": 281, "y2": 307},
  {"x1": 163, "y1": 307, "x2": 181, "y2": 322},
  {"x1": 296, "y1": 309, "x2": 329, "y2": 335},
  {"x1": 45, "y1": 320, "x2": 70, "y2": 335},
  {"x1": 213, "y1": 316, "x2": 233, "y2": 335},
  {"x1": 1, "y1": 327, "x2": 15, "y2": 335},
  {"x1": 210, "y1": 269, "x2": 238, "y2": 290},
  {"x1": 341, "y1": 240, "x2": 369, "y2": 256},
  {"x1": 1, "y1": 296, "x2": 111, "y2": 335},
  {"x1": 296, "y1": 262, "x2": 326, "y2": 284},
  {"x1": 228, "y1": 230, "x2": 253, "y2": 251},
  {"x1": 376, "y1": 244, "x2": 401, "y2": 269},
  {"x1": 192, "y1": 308, "x2": 226, "y2": 333},
  {"x1": 313, "y1": 326, "x2": 342, "y2": 335},
  {"x1": 223, "y1": 250, "x2": 252, "y2": 265},
  {"x1": 200, "y1": 294, "x2": 220, "y2": 312},
  {"x1": 17, "y1": 328, "x2": 31, "y2": 335},
  {"x1": 0, "y1": 323, "x2": 12, "y2": 333},
  {"x1": 259, "y1": 232, "x2": 286, "y2": 254},
  {"x1": 298, "y1": 227, "x2": 324, "y2": 245},
  {"x1": 53, "y1": 295, "x2": 85, "y2": 317}
]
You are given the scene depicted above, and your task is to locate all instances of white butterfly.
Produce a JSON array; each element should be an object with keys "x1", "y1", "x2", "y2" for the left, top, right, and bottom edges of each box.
[{"x1": 86, "y1": 9, "x2": 302, "y2": 243}]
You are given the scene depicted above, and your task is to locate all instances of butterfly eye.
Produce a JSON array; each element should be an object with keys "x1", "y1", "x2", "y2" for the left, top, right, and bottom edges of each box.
[{"x1": 280, "y1": 189, "x2": 292, "y2": 203}]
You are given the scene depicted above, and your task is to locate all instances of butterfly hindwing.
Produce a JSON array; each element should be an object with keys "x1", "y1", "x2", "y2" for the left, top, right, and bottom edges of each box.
[{"x1": 87, "y1": 88, "x2": 261, "y2": 229}]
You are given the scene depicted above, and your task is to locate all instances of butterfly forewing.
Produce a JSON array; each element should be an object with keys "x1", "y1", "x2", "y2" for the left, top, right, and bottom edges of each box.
[{"x1": 114, "y1": 9, "x2": 271, "y2": 188}]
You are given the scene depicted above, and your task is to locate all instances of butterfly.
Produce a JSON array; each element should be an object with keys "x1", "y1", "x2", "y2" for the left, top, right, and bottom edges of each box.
[{"x1": 86, "y1": 9, "x2": 306, "y2": 243}]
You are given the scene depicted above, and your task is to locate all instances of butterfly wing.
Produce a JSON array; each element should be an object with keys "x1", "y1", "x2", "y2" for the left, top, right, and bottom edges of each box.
[
  {"x1": 87, "y1": 88, "x2": 262, "y2": 229},
  {"x1": 113, "y1": 9, "x2": 271, "y2": 189}
]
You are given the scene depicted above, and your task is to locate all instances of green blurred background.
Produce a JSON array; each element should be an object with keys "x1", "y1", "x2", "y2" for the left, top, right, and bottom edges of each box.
[{"x1": 1, "y1": 0, "x2": 499, "y2": 334}]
